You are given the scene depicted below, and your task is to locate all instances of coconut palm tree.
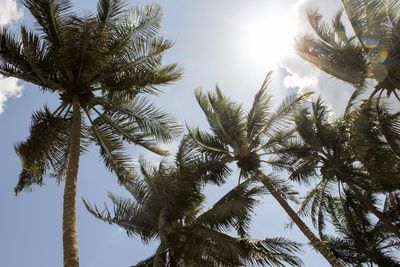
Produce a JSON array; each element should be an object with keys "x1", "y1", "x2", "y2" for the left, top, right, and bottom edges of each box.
[
  {"x1": 186, "y1": 74, "x2": 343, "y2": 266},
  {"x1": 323, "y1": 190, "x2": 400, "y2": 266},
  {"x1": 84, "y1": 138, "x2": 303, "y2": 267},
  {"x1": 1, "y1": 0, "x2": 181, "y2": 266},
  {"x1": 273, "y1": 98, "x2": 400, "y2": 240},
  {"x1": 292, "y1": 178, "x2": 400, "y2": 265},
  {"x1": 350, "y1": 99, "x2": 400, "y2": 191},
  {"x1": 296, "y1": 0, "x2": 400, "y2": 100}
]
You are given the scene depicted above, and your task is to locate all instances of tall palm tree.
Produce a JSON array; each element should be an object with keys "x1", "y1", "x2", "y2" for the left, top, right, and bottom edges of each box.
[
  {"x1": 296, "y1": 0, "x2": 400, "y2": 100},
  {"x1": 84, "y1": 138, "x2": 303, "y2": 267},
  {"x1": 187, "y1": 74, "x2": 343, "y2": 266},
  {"x1": 1, "y1": 1, "x2": 181, "y2": 266},
  {"x1": 323, "y1": 190, "x2": 400, "y2": 266},
  {"x1": 273, "y1": 98, "x2": 400, "y2": 240}
]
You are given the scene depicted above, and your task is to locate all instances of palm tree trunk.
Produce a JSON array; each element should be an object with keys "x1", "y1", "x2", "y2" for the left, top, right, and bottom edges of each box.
[
  {"x1": 335, "y1": 171, "x2": 400, "y2": 239},
  {"x1": 255, "y1": 170, "x2": 343, "y2": 267},
  {"x1": 63, "y1": 95, "x2": 81, "y2": 267}
]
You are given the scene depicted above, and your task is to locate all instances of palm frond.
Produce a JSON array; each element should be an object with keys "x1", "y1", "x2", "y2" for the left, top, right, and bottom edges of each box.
[
  {"x1": 195, "y1": 87, "x2": 247, "y2": 152},
  {"x1": 86, "y1": 110, "x2": 135, "y2": 183},
  {"x1": 175, "y1": 136, "x2": 231, "y2": 185},
  {"x1": 97, "y1": 0, "x2": 127, "y2": 24},
  {"x1": 195, "y1": 179, "x2": 265, "y2": 237},
  {"x1": 241, "y1": 237, "x2": 303, "y2": 267},
  {"x1": 22, "y1": 0, "x2": 73, "y2": 47},
  {"x1": 187, "y1": 126, "x2": 231, "y2": 157},
  {"x1": 83, "y1": 193, "x2": 157, "y2": 242},
  {"x1": 97, "y1": 96, "x2": 182, "y2": 143},
  {"x1": 14, "y1": 107, "x2": 71, "y2": 194},
  {"x1": 253, "y1": 92, "x2": 310, "y2": 145},
  {"x1": 247, "y1": 72, "x2": 274, "y2": 141}
]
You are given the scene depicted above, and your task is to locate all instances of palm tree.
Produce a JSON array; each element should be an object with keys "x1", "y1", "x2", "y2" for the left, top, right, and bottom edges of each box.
[
  {"x1": 350, "y1": 100, "x2": 400, "y2": 191},
  {"x1": 292, "y1": 178, "x2": 400, "y2": 266},
  {"x1": 84, "y1": 138, "x2": 303, "y2": 267},
  {"x1": 273, "y1": 98, "x2": 400, "y2": 240},
  {"x1": 296, "y1": 0, "x2": 400, "y2": 100},
  {"x1": 187, "y1": 74, "x2": 343, "y2": 266},
  {"x1": 323, "y1": 190, "x2": 400, "y2": 266},
  {"x1": 1, "y1": 0, "x2": 181, "y2": 266}
]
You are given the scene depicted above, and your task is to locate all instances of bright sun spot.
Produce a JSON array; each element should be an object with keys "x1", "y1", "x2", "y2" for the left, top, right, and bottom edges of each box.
[{"x1": 237, "y1": 8, "x2": 299, "y2": 70}]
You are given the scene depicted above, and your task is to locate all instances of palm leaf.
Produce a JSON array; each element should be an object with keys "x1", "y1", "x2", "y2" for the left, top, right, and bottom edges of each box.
[{"x1": 14, "y1": 107, "x2": 71, "y2": 193}]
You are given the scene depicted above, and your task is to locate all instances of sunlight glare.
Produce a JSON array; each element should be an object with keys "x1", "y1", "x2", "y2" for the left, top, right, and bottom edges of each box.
[{"x1": 237, "y1": 8, "x2": 299, "y2": 70}]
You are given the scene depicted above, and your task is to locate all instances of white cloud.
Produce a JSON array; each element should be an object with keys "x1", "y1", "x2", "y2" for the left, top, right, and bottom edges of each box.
[
  {"x1": 0, "y1": 0, "x2": 23, "y2": 114},
  {"x1": 0, "y1": 76, "x2": 23, "y2": 113},
  {"x1": 0, "y1": 0, "x2": 23, "y2": 26},
  {"x1": 283, "y1": 72, "x2": 318, "y2": 95}
]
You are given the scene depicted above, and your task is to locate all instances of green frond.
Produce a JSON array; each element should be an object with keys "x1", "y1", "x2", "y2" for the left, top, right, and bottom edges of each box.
[
  {"x1": 295, "y1": 180, "x2": 331, "y2": 227},
  {"x1": 97, "y1": 96, "x2": 182, "y2": 143},
  {"x1": 187, "y1": 126, "x2": 231, "y2": 157},
  {"x1": 333, "y1": 8, "x2": 348, "y2": 44},
  {"x1": 295, "y1": 33, "x2": 368, "y2": 87},
  {"x1": 247, "y1": 72, "x2": 274, "y2": 142},
  {"x1": 306, "y1": 9, "x2": 337, "y2": 46},
  {"x1": 241, "y1": 237, "x2": 303, "y2": 267},
  {"x1": 83, "y1": 194, "x2": 157, "y2": 242},
  {"x1": 93, "y1": 36, "x2": 175, "y2": 84},
  {"x1": 97, "y1": 0, "x2": 127, "y2": 24},
  {"x1": 175, "y1": 136, "x2": 231, "y2": 185},
  {"x1": 184, "y1": 226, "x2": 249, "y2": 266},
  {"x1": 253, "y1": 92, "x2": 310, "y2": 145},
  {"x1": 343, "y1": 0, "x2": 393, "y2": 45},
  {"x1": 323, "y1": 190, "x2": 400, "y2": 266},
  {"x1": 185, "y1": 226, "x2": 303, "y2": 267},
  {"x1": 258, "y1": 129, "x2": 296, "y2": 154},
  {"x1": 350, "y1": 101, "x2": 400, "y2": 190},
  {"x1": 22, "y1": 0, "x2": 73, "y2": 47},
  {"x1": 20, "y1": 25, "x2": 63, "y2": 92},
  {"x1": 0, "y1": 28, "x2": 47, "y2": 87},
  {"x1": 256, "y1": 172, "x2": 299, "y2": 203},
  {"x1": 86, "y1": 110, "x2": 135, "y2": 183},
  {"x1": 195, "y1": 87, "x2": 247, "y2": 152},
  {"x1": 126, "y1": 4, "x2": 162, "y2": 39},
  {"x1": 208, "y1": 88, "x2": 247, "y2": 151},
  {"x1": 14, "y1": 107, "x2": 71, "y2": 194},
  {"x1": 271, "y1": 137, "x2": 320, "y2": 183},
  {"x1": 195, "y1": 179, "x2": 265, "y2": 237}
]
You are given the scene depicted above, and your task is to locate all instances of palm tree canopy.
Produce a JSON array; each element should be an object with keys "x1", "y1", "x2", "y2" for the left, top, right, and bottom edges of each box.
[
  {"x1": 272, "y1": 97, "x2": 400, "y2": 192},
  {"x1": 272, "y1": 97, "x2": 400, "y2": 244},
  {"x1": 350, "y1": 100, "x2": 400, "y2": 190},
  {"x1": 296, "y1": 0, "x2": 400, "y2": 100},
  {"x1": 84, "y1": 138, "x2": 303, "y2": 267},
  {"x1": 6, "y1": 0, "x2": 183, "y2": 193},
  {"x1": 188, "y1": 73, "x2": 308, "y2": 185},
  {"x1": 324, "y1": 190, "x2": 400, "y2": 266}
]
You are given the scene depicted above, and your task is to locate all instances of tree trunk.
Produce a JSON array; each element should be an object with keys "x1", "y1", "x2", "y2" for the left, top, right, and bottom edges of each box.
[
  {"x1": 255, "y1": 170, "x2": 343, "y2": 267},
  {"x1": 336, "y1": 171, "x2": 400, "y2": 239},
  {"x1": 63, "y1": 95, "x2": 81, "y2": 267}
]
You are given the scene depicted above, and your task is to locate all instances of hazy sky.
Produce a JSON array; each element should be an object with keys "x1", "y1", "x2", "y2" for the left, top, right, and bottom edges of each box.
[{"x1": 0, "y1": 0, "x2": 351, "y2": 266}]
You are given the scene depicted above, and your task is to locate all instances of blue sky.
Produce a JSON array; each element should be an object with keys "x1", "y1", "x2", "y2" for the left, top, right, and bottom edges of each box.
[{"x1": 0, "y1": 0, "x2": 351, "y2": 266}]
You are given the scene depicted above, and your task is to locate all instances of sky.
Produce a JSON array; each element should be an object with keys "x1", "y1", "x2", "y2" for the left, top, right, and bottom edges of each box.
[{"x1": 0, "y1": 0, "x2": 354, "y2": 266}]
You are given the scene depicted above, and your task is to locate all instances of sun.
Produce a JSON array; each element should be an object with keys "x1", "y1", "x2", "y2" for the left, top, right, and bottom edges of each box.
[{"x1": 236, "y1": 7, "x2": 299, "y2": 70}]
